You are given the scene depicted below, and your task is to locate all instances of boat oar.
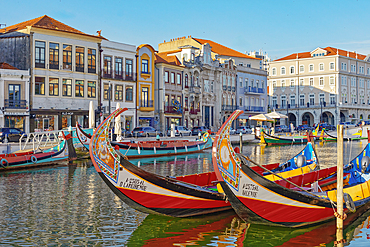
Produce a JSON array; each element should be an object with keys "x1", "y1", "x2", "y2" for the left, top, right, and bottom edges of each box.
[{"x1": 241, "y1": 154, "x2": 322, "y2": 198}]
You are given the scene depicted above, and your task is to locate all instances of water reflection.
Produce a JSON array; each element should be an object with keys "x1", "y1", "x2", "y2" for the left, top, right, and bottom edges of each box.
[{"x1": 1, "y1": 141, "x2": 370, "y2": 246}]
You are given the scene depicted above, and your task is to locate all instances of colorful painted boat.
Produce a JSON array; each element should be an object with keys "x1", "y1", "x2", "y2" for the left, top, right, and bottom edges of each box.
[
  {"x1": 322, "y1": 130, "x2": 367, "y2": 142},
  {"x1": 88, "y1": 108, "x2": 322, "y2": 218},
  {"x1": 213, "y1": 109, "x2": 370, "y2": 227},
  {"x1": 260, "y1": 130, "x2": 309, "y2": 146},
  {"x1": 76, "y1": 122, "x2": 92, "y2": 150},
  {"x1": 0, "y1": 132, "x2": 76, "y2": 171}
]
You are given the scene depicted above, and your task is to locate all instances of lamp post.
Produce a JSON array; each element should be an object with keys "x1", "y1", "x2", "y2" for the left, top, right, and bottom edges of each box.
[{"x1": 108, "y1": 84, "x2": 112, "y2": 115}]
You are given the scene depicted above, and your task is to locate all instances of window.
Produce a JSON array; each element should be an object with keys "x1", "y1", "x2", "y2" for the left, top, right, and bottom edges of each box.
[
  {"x1": 63, "y1": 44, "x2": 72, "y2": 70},
  {"x1": 319, "y1": 63, "x2": 324, "y2": 71},
  {"x1": 141, "y1": 87, "x2": 149, "y2": 106},
  {"x1": 62, "y1": 79, "x2": 72, "y2": 96},
  {"x1": 351, "y1": 77, "x2": 356, "y2": 87},
  {"x1": 35, "y1": 77, "x2": 45, "y2": 95},
  {"x1": 367, "y1": 68, "x2": 370, "y2": 75},
  {"x1": 115, "y1": 57, "x2": 123, "y2": 79},
  {"x1": 88, "y1": 81, "x2": 96, "y2": 98},
  {"x1": 309, "y1": 94, "x2": 315, "y2": 105},
  {"x1": 368, "y1": 80, "x2": 370, "y2": 89},
  {"x1": 211, "y1": 80, "x2": 214, "y2": 92},
  {"x1": 281, "y1": 80, "x2": 286, "y2": 88},
  {"x1": 115, "y1": 84, "x2": 123, "y2": 101},
  {"x1": 300, "y1": 94, "x2": 305, "y2": 106},
  {"x1": 341, "y1": 62, "x2": 347, "y2": 71},
  {"x1": 141, "y1": 59, "x2": 149, "y2": 73},
  {"x1": 177, "y1": 73, "x2": 181, "y2": 85},
  {"x1": 204, "y1": 79, "x2": 209, "y2": 92},
  {"x1": 272, "y1": 67, "x2": 276, "y2": 75},
  {"x1": 319, "y1": 77, "x2": 324, "y2": 86},
  {"x1": 299, "y1": 78, "x2": 304, "y2": 86},
  {"x1": 281, "y1": 95, "x2": 286, "y2": 108},
  {"x1": 272, "y1": 96, "x2": 277, "y2": 108},
  {"x1": 245, "y1": 78, "x2": 248, "y2": 87},
  {"x1": 351, "y1": 64, "x2": 356, "y2": 73},
  {"x1": 359, "y1": 78, "x2": 365, "y2": 88},
  {"x1": 165, "y1": 95, "x2": 169, "y2": 107},
  {"x1": 75, "y1": 46, "x2": 84, "y2": 72},
  {"x1": 185, "y1": 74, "x2": 188, "y2": 87},
  {"x1": 341, "y1": 93, "x2": 347, "y2": 103},
  {"x1": 289, "y1": 95, "x2": 295, "y2": 107},
  {"x1": 319, "y1": 93, "x2": 325, "y2": 104},
  {"x1": 281, "y1": 67, "x2": 286, "y2": 75},
  {"x1": 330, "y1": 62, "x2": 335, "y2": 70},
  {"x1": 360, "y1": 66, "x2": 364, "y2": 74},
  {"x1": 49, "y1": 42, "x2": 59, "y2": 70},
  {"x1": 290, "y1": 66, "x2": 295, "y2": 74},
  {"x1": 88, "y1": 48, "x2": 96, "y2": 73},
  {"x1": 185, "y1": 97, "x2": 188, "y2": 109},
  {"x1": 164, "y1": 71, "x2": 169, "y2": 83},
  {"x1": 125, "y1": 59, "x2": 133, "y2": 78},
  {"x1": 309, "y1": 64, "x2": 314, "y2": 72},
  {"x1": 35, "y1": 41, "x2": 46, "y2": 69},
  {"x1": 272, "y1": 80, "x2": 277, "y2": 90},
  {"x1": 104, "y1": 56, "x2": 112, "y2": 77},
  {"x1": 330, "y1": 94, "x2": 335, "y2": 104},
  {"x1": 300, "y1": 65, "x2": 304, "y2": 73},
  {"x1": 341, "y1": 76, "x2": 347, "y2": 85},
  {"x1": 125, "y1": 86, "x2": 133, "y2": 101},
  {"x1": 103, "y1": 83, "x2": 110, "y2": 100},
  {"x1": 239, "y1": 77, "x2": 243, "y2": 88},
  {"x1": 49, "y1": 78, "x2": 59, "y2": 96},
  {"x1": 75, "y1": 80, "x2": 84, "y2": 97},
  {"x1": 171, "y1": 72, "x2": 175, "y2": 84},
  {"x1": 310, "y1": 78, "x2": 314, "y2": 86},
  {"x1": 329, "y1": 76, "x2": 335, "y2": 85},
  {"x1": 8, "y1": 84, "x2": 20, "y2": 106},
  {"x1": 290, "y1": 79, "x2": 295, "y2": 88}
]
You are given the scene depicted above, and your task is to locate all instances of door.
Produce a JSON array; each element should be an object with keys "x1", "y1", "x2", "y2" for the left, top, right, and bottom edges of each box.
[{"x1": 8, "y1": 84, "x2": 21, "y2": 107}]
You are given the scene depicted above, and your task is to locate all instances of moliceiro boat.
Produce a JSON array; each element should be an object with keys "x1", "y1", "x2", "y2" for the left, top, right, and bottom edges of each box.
[
  {"x1": 213, "y1": 109, "x2": 370, "y2": 227},
  {"x1": 0, "y1": 132, "x2": 76, "y2": 171},
  {"x1": 260, "y1": 130, "x2": 309, "y2": 146},
  {"x1": 89, "y1": 108, "x2": 321, "y2": 217}
]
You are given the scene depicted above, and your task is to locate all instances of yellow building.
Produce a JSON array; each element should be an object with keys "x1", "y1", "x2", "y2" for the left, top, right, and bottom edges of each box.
[{"x1": 136, "y1": 44, "x2": 156, "y2": 127}]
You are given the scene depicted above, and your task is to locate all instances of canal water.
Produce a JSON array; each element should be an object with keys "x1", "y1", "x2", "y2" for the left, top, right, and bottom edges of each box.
[{"x1": 1, "y1": 140, "x2": 370, "y2": 246}]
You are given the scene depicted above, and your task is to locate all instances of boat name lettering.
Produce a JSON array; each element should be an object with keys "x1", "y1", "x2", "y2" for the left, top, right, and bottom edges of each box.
[
  {"x1": 121, "y1": 178, "x2": 147, "y2": 191},
  {"x1": 242, "y1": 183, "x2": 259, "y2": 198}
]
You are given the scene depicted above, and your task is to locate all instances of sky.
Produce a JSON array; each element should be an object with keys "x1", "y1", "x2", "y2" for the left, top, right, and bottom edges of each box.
[{"x1": 1, "y1": 0, "x2": 370, "y2": 60}]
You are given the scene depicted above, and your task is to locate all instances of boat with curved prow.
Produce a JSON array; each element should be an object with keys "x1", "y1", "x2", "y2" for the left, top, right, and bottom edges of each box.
[
  {"x1": 0, "y1": 131, "x2": 76, "y2": 171},
  {"x1": 213, "y1": 110, "x2": 370, "y2": 227}
]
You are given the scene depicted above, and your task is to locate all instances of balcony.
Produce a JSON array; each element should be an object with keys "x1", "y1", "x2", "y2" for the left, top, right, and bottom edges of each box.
[
  {"x1": 244, "y1": 86, "x2": 265, "y2": 94},
  {"x1": 190, "y1": 109, "x2": 200, "y2": 115},
  {"x1": 189, "y1": 85, "x2": 201, "y2": 94},
  {"x1": 273, "y1": 102, "x2": 337, "y2": 110},
  {"x1": 164, "y1": 105, "x2": 181, "y2": 114},
  {"x1": 222, "y1": 105, "x2": 238, "y2": 111},
  {"x1": 222, "y1": 85, "x2": 227, "y2": 91},
  {"x1": 102, "y1": 70, "x2": 136, "y2": 81},
  {"x1": 139, "y1": 100, "x2": 153, "y2": 108},
  {"x1": 5, "y1": 99, "x2": 27, "y2": 109}
]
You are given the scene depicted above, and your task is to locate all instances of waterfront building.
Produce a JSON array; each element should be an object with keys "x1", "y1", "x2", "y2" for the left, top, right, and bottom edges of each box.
[
  {"x1": 158, "y1": 36, "x2": 267, "y2": 130},
  {"x1": 0, "y1": 63, "x2": 30, "y2": 132},
  {"x1": 136, "y1": 44, "x2": 156, "y2": 127},
  {"x1": 100, "y1": 40, "x2": 136, "y2": 132},
  {"x1": 0, "y1": 15, "x2": 103, "y2": 131},
  {"x1": 268, "y1": 47, "x2": 370, "y2": 127},
  {"x1": 154, "y1": 51, "x2": 184, "y2": 133}
]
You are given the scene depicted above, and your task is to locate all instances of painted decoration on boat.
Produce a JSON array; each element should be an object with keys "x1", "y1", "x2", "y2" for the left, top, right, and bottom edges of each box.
[
  {"x1": 214, "y1": 109, "x2": 244, "y2": 191},
  {"x1": 91, "y1": 108, "x2": 127, "y2": 183}
]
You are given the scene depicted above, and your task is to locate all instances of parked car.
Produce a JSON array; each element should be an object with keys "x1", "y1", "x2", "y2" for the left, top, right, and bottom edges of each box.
[
  {"x1": 275, "y1": 125, "x2": 289, "y2": 132},
  {"x1": 131, "y1": 126, "x2": 163, "y2": 137},
  {"x1": 191, "y1": 126, "x2": 209, "y2": 136},
  {"x1": 0, "y1": 127, "x2": 26, "y2": 143},
  {"x1": 297, "y1": 125, "x2": 314, "y2": 131},
  {"x1": 318, "y1": 123, "x2": 336, "y2": 131},
  {"x1": 235, "y1": 126, "x2": 252, "y2": 134},
  {"x1": 339, "y1": 122, "x2": 356, "y2": 128},
  {"x1": 356, "y1": 120, "x2": 370, "y2": 127},
  {"x1": 230, "y1": 128, "x2": 236, "y2": 135},
  {"x1": 167, "y1": 126, "x2": 191, "y2": 137}
]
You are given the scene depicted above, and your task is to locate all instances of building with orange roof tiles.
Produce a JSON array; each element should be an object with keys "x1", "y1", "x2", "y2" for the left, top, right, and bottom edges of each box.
[
  {"x1": 0, "y1": 15, "x2": 104, "y2": 132},
  {"x1": 157, "y1": 36, "x2": 268, "y2": 131},
  {"x1": 268, "y1": 46, "x2": 370, "y2": 127}
]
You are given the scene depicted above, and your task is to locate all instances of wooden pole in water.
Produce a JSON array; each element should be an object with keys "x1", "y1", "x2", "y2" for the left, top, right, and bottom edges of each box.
[
  {"x1": 239, "y1": 132, "x2": 243, "y2": 152},
  {"x1": 337, "y1": 124, "x2": 344, "y2": 229}
]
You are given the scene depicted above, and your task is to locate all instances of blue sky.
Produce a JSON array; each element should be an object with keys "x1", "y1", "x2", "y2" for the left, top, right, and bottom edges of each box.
[{"x1": 1, "y1": 0, "x2": 370, "y2": 60}]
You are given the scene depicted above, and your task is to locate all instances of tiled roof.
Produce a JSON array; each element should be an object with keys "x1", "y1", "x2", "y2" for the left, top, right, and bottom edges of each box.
[
  {"x1": 0, "y1": 62, "x2": 18, "y2": 70},
  {"x1": 193, "y1": 38, "x2": 260, "y2": 60},
  {"x1": 0, "y1": 15, "x2": 104, "y2": 39},
  {"x1": 155, "y1": 52, "x2": 182, "y2": 66},
  {"x1": 275, "y1": 47, "x2": 367, "y2": 61}
]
